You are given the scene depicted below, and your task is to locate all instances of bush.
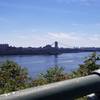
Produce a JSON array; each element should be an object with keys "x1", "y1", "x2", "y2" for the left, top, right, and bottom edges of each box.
[
  {"x1": 32, "y1": 66, "x2": 69, "y2": 86},
  {"x1": 0, "y1": 60, "x2": 31, "y2": 94},
  {"x1": 70, "y1": 52, "x2": 100, "y2": 78}
]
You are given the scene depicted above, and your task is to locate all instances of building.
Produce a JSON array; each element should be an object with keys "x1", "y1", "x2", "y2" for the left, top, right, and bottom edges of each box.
[
  {"x1": 0, "y1": 44, "x2": 9, "y2": 49},
  {"x1": 55, "y1": 41, "x2": 58, "y2": 48}
]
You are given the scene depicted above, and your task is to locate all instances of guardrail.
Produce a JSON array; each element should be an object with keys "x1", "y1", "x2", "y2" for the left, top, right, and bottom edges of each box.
[{"x1": 1, "y1": 70, "x2": 100, "y2": 100}]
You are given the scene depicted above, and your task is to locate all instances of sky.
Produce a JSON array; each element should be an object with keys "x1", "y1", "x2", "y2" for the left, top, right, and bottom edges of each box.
[{"x1": 0, "y1": 0, "x2": 100, "y2": 47}]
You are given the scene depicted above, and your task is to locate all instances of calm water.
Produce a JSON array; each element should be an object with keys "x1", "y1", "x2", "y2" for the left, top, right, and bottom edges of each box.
[{"x1": 0, "y1": 52, "x2": 94, "y2": 78}]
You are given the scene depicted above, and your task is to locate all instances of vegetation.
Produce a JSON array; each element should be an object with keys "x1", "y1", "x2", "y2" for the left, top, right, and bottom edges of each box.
[
  {"x1": 32, "y1": 66, "x2": 69, "y2": 86},
  {"x1": 70, "y1": 52, "x2": 100, "y2": 78},
  {"x1": 0, "y1": 60, "x2": 31, "y2": 94},
  {"x1": 0, "y1": 52, "x2": 100, "y2": 100}
]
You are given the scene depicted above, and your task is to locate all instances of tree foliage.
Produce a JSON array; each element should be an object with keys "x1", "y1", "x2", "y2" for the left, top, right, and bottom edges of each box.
[
  {"x1": 32, "y1": 66, "x2": 69, "y2": 86},
  {"x1": 0, "y1": 60, "x2": 31, "y2": 94},
  {"x1": 70, "y1": 52, "x2": 100, "y2": 78}
]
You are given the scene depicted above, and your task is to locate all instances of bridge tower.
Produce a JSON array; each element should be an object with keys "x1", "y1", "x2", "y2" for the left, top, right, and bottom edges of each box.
[{"x1": 55, "y1": 41, "x2": 58, "y2": 48}]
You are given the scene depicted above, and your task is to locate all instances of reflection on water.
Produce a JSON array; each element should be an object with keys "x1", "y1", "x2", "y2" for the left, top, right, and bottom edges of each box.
[
  {"x1": 0, "y1": 52, "x2": 95, "y2": 78},
  {"x1": 54, "y1": 55, "x2": 58, "y2": 66}
]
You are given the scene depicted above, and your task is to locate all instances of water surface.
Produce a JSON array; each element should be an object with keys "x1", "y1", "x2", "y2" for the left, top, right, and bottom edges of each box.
[{"x1": 0, "y1": 52, "x2": 94, "y2": 78}]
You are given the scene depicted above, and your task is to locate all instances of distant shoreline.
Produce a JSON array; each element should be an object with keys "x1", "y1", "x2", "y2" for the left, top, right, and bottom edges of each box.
[
  {"x1": 0, "y1": 51, "x2": 99, "y2": 56},
  {"x1": 0, "y1": 43, "x2": 100, "y2": 55}
]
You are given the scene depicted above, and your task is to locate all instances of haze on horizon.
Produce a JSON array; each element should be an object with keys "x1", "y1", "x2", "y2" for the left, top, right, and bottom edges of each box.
[{"x1": 0, "y1": 0, "x2": 100, "y2": 47}]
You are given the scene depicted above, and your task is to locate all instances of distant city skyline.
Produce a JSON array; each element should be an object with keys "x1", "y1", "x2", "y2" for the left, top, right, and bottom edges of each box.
[{"x1": 0, "y1": 0, "x2": 100, "y2": 47}]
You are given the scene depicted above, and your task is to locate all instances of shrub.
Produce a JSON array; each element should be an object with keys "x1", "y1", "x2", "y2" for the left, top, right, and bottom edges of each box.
[
  {"x1": 32, "y1": 66, "x2": 69, "y2": 86},
  {"x1": 70, "y1": 52, "x2": 100, "y2": 78},
  {"x1": 0, "y1": 60, "x2": 31, "y2": 94}
]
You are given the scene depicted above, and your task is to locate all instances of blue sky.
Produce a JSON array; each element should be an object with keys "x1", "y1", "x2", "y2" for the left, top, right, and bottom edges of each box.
[{"x1": 0, "y1": 0, "x2": 100, "y2": 47}]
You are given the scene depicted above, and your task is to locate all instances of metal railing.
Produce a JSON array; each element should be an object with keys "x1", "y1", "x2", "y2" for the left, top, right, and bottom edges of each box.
[{"x1": 1, "y1": 70, "x2": 100, "y2": 100}]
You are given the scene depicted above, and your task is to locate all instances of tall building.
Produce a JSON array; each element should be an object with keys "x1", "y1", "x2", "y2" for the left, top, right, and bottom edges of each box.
[{"x1": 55, "y1": 41, "x2": 58, "y2": 48}]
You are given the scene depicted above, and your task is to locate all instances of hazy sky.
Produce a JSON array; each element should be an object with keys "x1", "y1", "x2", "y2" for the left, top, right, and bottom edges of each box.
[{"x1": 0, "y1": 0, "x2": 100, "y2": 47}]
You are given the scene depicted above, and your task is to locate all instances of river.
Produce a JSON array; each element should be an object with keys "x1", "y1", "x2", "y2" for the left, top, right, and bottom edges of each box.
[{"x1": 0, "y1": 52, "x2": 95, "y2": 78}]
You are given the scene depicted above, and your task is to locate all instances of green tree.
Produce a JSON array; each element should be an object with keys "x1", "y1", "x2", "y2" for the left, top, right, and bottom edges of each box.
[
  {"x1": 32, "y1": 66, "x2": 69, "y2": 86},
  {"x1": 70, "y1": 52, "x2": 100, "y2": 78},
  {"x1": 0, "y1": 60, "x2": 31, "y2": 94}
]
